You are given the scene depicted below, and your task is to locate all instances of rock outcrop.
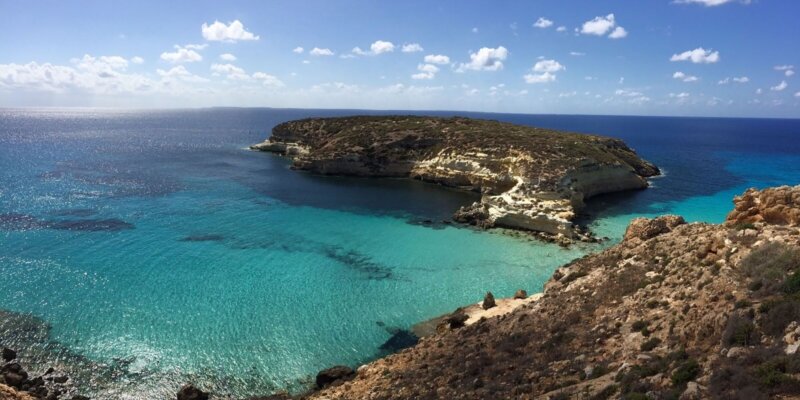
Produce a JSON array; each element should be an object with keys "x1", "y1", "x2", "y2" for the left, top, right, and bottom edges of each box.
[
  {"x1": 306, "y1": 186, "x2": 800, "y2": 400},
  {"x1": 726, "y1": 185, "x2": 800, "y2": 227},
  {"x1": 251, "y1": 116, "x2": 659, "y2": 240}
]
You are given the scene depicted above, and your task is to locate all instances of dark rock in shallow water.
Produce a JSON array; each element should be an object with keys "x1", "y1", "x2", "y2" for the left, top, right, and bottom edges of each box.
[
  {"x1": 2, "y1": 347, "x2": 16, "y2": 361},
  {"x1": 379, "y1": 329, "x2": 419, "y2": 353},
  {"x1": 0, "y1": 213, "x2": 46, "y2": 230},
  {"x1": 49, "y1": 208, "x2": 97, "y2": 217},
  {"x1": 315, "y1": 365, "x2": 355, "y2": 389},
  {"x1": 50, "y1": 218, "x2": 134, "y2": 232},
  {"x1": 177, "y1": 384, "x2": 209, "y2": 400},
  {"x1": 179, "y1": 234, "x2": 225, "y2": 242},
  {"x1": 513, "y1": 289, "x2": 528, "y2": 299},
  {"x1": 483, "y1": 292, "x2": 496, "y2": 310}
]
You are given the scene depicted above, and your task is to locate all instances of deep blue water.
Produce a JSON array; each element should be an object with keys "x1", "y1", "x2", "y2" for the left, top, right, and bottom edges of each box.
[{"x1": 0, "y1": 108, "x2": 798, "y2": 399}]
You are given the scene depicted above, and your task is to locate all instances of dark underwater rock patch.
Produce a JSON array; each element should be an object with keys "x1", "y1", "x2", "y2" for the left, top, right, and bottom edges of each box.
[
  {"x1": 0, "y1": 213, "x2": 47, "y2": 230},
  {"x1": 379, "y1": 328, "x2": 419, "y2": 353},
  {"x1": 180, "y1": 234, "x2": 225, "y2": 242},
  {"x1": 323, "y1": 247, "x2": 394, "y2": 280},
  {"x1": 50, "y1": 218, "x2": 134, "y2": 232}
]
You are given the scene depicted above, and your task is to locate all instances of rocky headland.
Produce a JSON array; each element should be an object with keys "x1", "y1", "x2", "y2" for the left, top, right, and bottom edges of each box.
[
  {"x1": 251, "y1": 116, "x2": 659, "y2": 241},
  {"x1": 301, "y1": 185, "x2": 800, "y2": 400}
]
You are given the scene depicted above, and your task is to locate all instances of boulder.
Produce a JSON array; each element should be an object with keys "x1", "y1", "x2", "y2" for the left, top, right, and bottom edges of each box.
[
  {"x1": 445, "y1": 310, "x2": 469, "y2": 329},
  {"x1": 513, "y1": 289, "x2": 528, "y2": 299},
  {"x1": 315, "y1": 365, "x2": 355, "y2": 389},
  {"x1": 1, "y1": 347, "x2": 16, "y2": 361},
  {"x1": 624, "y1": 215, "x2": 685, "y2": 241},
  {"x1": 727, "y1": 186, "x2": 800, "y2": 227},
  {"x1": 177, "y1": 384, "x2": 209, "y2": 400},
  {"x1": 482, "y1": 292, "x2": 496, "y2": 310},
  {"x1": 3, "y1": 371, "x2": 25, "y2": 388}
]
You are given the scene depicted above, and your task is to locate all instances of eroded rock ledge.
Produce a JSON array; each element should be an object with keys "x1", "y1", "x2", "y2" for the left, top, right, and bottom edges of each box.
[
  {"x1": 251, "y1": 116, "x2": 659, "y2": 240},
  {"x1": 303, "y1": 186, "x2": 800, "y2": 400}
]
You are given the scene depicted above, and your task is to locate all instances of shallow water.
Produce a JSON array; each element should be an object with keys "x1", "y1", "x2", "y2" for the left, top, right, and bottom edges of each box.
[{"x1": 0, "y1": 108, "x2": 798, "y2": 398}]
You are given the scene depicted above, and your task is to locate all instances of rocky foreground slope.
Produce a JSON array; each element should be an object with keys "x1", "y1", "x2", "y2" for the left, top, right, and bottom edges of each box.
[
  {"x1": 305, "y1": 185, "x2": 800, "y2": 400},
  {"x1": 251, "y1": 116, "x2": 659, "y2": 240}
]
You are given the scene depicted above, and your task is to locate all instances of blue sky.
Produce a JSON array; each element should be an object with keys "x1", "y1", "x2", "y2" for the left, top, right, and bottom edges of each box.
[{"x1": 1, "y1": 0, "x2": 798, "y2": 117}]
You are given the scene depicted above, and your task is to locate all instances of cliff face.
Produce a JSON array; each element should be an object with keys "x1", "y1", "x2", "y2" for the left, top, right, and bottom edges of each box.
[
  {"x1": 307, "y1": 186, "x2": 800, "y2": 400},
  {"x1": 251, "y1": 116, "x2": 659, "y2": 239}
]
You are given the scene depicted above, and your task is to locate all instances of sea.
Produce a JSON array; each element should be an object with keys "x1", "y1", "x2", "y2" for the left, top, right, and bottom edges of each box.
[{"x1": 0, "y1": 108, "x2": 798, "y2": 398}]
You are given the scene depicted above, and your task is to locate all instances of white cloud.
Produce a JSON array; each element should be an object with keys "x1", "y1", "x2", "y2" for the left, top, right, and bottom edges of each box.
[
  {"x1": 556, "y1": 26, "x2": 567, "y2": 32},
  {"x1": 293, "y1": 47, "x2": 304, "y2": 54},
  {"x1": 609, "y1": 26, "x2": 628, "y2": 39},
  {"x1": 457, "y1": 46, "x2": 508, "y2": 72},
  {"x1": 411, "y1": 63, "x2": 439, "y2": 80},
  {"x1": 251, "y1": 72, "x2": 284, "y2": 87},
  {"x1": 570, "y1": 52, "x2": 585, "y2": 56},
  {"x1": 210, "y1": 63, "x2": 249, "y2": 80},
  {"x1": 371, "y1": 40, "x2": 395, "y2": 54},
  {"x1": 669, "y1": 92, "x2": 691, "y2": 98},
  {"x1": 533, "y1": 17, "x2": 553, "y2": 29},
  {"x1": 160, "y1": 46, "x2": 203, "y2": 64},
  {"x1": 533, "y1": 59, "x2": 565, "y2": 73},
  {"x1": 771, "y1": 80, "x2": 788, "y2": 91},
  {"x1": 795, "y1": 92, "x2": 800, "y2": 98},
  {"x1": 72, "y1": 55, "x2": 129, "y2": 72},
  {"x1": 670, "y1": 47, "x2": 720, "y2": 64},
  {"x1": 580, "y1": 14, "x2": 627, "y2": 39},
  {"x1": 201, "y1": 20, "x2": 259, "y2": 42},
  {"x1": 524, "y1": 59, "x2": 563, "y2": 83},
  {"x1": 472, "y1": 27, "x2": 479, "y2": 33},
  {"x1": 673, "y1": 0, "x2": 751, "y2": 6},
  {"x1": 219, "y1": 53, "x2": 237, "y2": 61},
  {"x1": 351, "y1": 41, "x2": 396, "y2": 56},
  {"x1": 131, "y1": 56, "x2": 144, "y2": 64},
  {"x1": 185, "y1": 44, "x2": 208, "y2": 50},
  {"x1": 310, "y1": 47, "x2": 335, "y2": 56},
  {"x1": 424, "y1": 54, "x2": 450, "y2": 65},
  {"x1": 775, "y1": 65, "x2": 796, "y2": 77},
  {"x1": 719, "y1": 76, "x2": 749, "y2": 84},
  {"x1": 156, "y1": 65, "x2": 208, "y2": 82},
  {"x1": 401, "y1": 43, "x2": 424, "y2": 53},
  {"x1": 673, "y1": 71, "x2": 699, "y2": 82},
  {"x1": 0, "y1": 59, "x2": 158, "y2": 95}
]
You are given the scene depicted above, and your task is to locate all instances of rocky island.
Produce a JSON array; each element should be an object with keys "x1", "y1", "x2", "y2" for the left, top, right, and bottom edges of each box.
[{"x1": 251, "y1": 116, "x2": 660, "y2": 241}]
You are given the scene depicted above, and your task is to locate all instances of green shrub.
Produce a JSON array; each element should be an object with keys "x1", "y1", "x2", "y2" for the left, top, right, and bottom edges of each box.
[
  {"x1": 740, "y1": 242, "x2": 800, "y2": 295},
  {"x1": 641, "y1": 338, "x2": 662, "y2": 352},
  {"x1": 632, "y1": 320, "x2": 648, "y2": 331},
  {"x1": 722, "y1": 314, "x2": 758, "y2": 346},
  {"x1": 784, "y1": 273, "x2": 800, "y2": 294},
  {"x1": 672, "y1": 359, "x2": 701, "y2": 386}
]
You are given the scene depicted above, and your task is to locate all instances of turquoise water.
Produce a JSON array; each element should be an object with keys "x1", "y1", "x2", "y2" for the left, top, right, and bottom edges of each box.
[{"x1": 0, "y1": 109, "x2": 799, "y2": 398}]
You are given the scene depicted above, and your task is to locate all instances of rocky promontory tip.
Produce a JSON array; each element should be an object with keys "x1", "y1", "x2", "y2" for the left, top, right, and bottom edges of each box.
[{"x1": 251, "y1": 115, "x2": 659, "y2": 240}]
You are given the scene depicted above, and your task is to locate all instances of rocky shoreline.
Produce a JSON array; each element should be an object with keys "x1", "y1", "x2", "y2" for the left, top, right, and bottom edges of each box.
[
  {"x1": 303, "y1": 185, "x2": 800, "y2": 399},
  {"x1": 251, "y1": 115, "x2": 659, "y2": 243}
]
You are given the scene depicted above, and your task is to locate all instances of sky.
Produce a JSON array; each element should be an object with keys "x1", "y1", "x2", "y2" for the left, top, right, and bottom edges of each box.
[{"x1": 1, "y1": 0, "x2": 799, "y2": 118}]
